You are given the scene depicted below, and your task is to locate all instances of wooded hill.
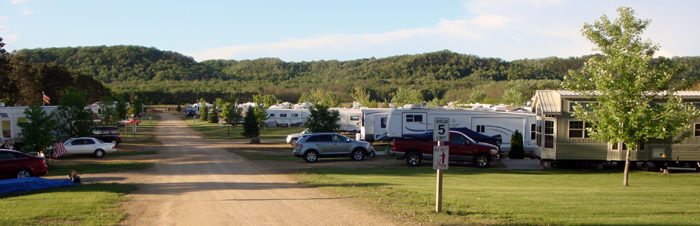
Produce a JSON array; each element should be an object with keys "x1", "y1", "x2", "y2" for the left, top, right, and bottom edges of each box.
[{"x1": 14, "y1": 45, "x2": 700, "y2": 104}]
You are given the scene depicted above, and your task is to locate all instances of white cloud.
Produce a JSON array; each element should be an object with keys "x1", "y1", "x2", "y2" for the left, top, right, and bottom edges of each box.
[{"x1": 11, "y1": 0, "x2": 28, "y2": 4}]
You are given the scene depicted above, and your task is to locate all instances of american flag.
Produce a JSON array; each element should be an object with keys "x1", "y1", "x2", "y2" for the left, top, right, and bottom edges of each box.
[
  {"x1": 42, "y1": 92, "x2": 50, "y2": 105},
  {"x1": 51, "y1": 141, "x2": 67, "y2": 158}
]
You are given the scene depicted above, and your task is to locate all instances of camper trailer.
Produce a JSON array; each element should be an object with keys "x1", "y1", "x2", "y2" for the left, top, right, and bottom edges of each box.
[
  {"x1": 360, "y1": 108, "x2": 391, "y2": 142},
  {"x1": 331, "y1": 108, "x2": 363, "y2": 133},
  {"x1": 386, "y1": 104, "x2": 536, "y2": 152},
  {"x1": 532, "y1": 90, "x2": 700, "y2": 169},
  {"x1": 265, "y1": 109, "x2": 310, "y2": 127},
  {"x1": 0, "y1": 106, "x2": 59, "y2": 148}
]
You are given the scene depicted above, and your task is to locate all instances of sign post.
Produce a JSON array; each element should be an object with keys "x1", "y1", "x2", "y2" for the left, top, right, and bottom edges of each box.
[{"x1": 433, "y1": 117, "x2": 450, "y2": 213}]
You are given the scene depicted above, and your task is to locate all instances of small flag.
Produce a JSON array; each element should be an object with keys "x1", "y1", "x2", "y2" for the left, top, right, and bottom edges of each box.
[
  {"x1": 51, "y1": 141, "x2": 67, "y2": 158},
  {"x1": 42, "y1": 92, "x2": 50, "y2": 105}
]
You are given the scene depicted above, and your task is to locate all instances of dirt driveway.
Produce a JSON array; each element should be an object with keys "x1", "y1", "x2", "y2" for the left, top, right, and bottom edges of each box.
[{"x1": 59, "y1": 113, "x2": 399, "y2": 226}]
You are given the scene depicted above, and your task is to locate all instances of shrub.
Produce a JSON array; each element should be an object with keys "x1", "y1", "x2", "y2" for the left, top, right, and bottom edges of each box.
[
  {"x1": 509, "y1": 130, "x2": 526, "y2": 159},
  {"x1": 241, "y1": 107, "x2": 259, "y2": 138}
]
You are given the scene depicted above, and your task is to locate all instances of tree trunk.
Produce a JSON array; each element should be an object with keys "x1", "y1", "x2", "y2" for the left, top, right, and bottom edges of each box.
[{"x1": 623, "y1": 149, "x2": 631, "y2": 186}]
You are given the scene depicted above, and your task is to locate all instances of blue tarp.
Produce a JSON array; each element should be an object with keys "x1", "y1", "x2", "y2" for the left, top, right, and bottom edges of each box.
[{"x1": 0, "y1": 177, "x2": 79, "y2": 194}]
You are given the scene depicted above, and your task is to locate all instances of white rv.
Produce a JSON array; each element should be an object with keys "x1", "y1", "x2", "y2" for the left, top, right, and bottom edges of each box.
[
  {"x1": 265, "y1": 109, "x2": 311, "y2": 127},
  {"x1": 386, "y1": 104, "x2": 537, "y2": 152},
  {"x1": 360, "y1": 108, "x2": 391, "y2": 142},
  {"x1": 331, "y1": 108, "x2": 363, "y2": 133},
  {"x1": 0, "y1": 106, "x2": 59, "y2": 147}
]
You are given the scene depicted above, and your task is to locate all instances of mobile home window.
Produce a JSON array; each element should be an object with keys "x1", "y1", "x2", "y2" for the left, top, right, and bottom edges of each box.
[
  {"x1": 544, "y1": 120, "x2": 554, "y2": 148},
  {"x1": 292, "y1": 113, "x2": 299, "y2": 117},
  {"x1": 569, "y1": 102, "x2": 595, "y2": 112},
  {"x1": 568, "y1": 121, "x2": 590, "y2": 138},
  {"x1": 280, "y1": 114, "x2": 287, "y2": 117},
  {"x1": 476, "y1": 125, "x2": 485, "y2": 133},
  {"x1": 269, "y1": 114, "x2": 275, "y2": 117},
  {"x1": 695, "y1": 124, "x2": 700, "y2": 136},
  {"x1": 350, "y1": 116, "x2": 360, "y2": 121},
  {"x1": 405, "y1": 114, "x2": 423, "y2": 123},
  {"x1": 530, "y1": 124, "x2": 536, "y2": 140},
  {"x1": 1, "y1": 121, "x2": 10, "y2": 137},
  {"x1": 380, "y1": 118, "x2": 387, "y2": 128},
  {"x1": 17, "y1": 117, "x2": 28, "y2": 126}
]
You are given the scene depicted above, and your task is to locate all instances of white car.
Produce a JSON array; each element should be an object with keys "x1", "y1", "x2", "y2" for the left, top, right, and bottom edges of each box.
[
  {"x1": 57, "y1": 137, "x2": 117, "y2": 158},
  {"x1": 286, "y1": 129, "x2": 312, "y2": 146}
]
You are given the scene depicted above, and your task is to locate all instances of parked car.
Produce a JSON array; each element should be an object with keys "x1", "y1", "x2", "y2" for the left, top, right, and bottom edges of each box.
[
  {"x1": 0, "y1": 149, "x2": 48, "y2": 179},
  {"x1": 55, "y1": 137, "x2": 117, "y2": 158},
  {"x1": 118, "y1": 118, "x2": 141, "y2": 126},
  {"x1": 399, "y1": 127, "x2": 502, "y2": 148},
  {"x1": 293, "y1": 133, "x2": 375, "y2": 163},
  {"x1": 286, "y1": 129, "x2": 313, "y2": 146},
  {"x1": 91, "y1": 126, "x2": 122, "y2": 146},
  {"x1": 391, "y1": 131, "x2": 499, "y2": 168}
]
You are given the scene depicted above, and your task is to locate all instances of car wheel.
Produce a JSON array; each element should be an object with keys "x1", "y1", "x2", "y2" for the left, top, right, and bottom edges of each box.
[
  {"x1": 304, "y1": 150, "x2": 318, "y2": 163},
  {"x1": 406, "y1": 152, "x2": 422, "y2": 167},
  {"x1": 352, "y1": 148, "x2": 366, "y2": 161},
  {"x1": 290, "y1": 138, "x2": 298, "y2": 146},
  {"x1": 16, "y1": 169, "x2": 32, "y2": 178},
  {"x1": 473, "y1": 154, "x2": 490, "y2": 168},
  {"x1": 93, "y1": 149, "x2": 106, "y2": 158}
]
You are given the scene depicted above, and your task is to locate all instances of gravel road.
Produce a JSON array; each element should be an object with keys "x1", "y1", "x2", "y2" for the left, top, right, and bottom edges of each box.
[{"x1": 112, "y1": 113, "x2": 397, "y2": 226}]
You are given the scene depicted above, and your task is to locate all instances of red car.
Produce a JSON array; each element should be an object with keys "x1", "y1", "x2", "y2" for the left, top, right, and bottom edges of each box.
[{"x1": 0, "y1": 149, "x2": 48, "y2": 179}]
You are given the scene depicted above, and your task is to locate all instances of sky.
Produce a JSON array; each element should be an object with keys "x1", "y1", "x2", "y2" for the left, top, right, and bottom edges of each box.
[{"x1": 1, "y1": 0, "x2": 699, "y2": 62}]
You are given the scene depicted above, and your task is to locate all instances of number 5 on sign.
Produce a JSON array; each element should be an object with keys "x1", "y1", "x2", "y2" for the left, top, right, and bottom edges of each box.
[{"x1": 433, "y1": 118, "x2": 450, "y2": 142}]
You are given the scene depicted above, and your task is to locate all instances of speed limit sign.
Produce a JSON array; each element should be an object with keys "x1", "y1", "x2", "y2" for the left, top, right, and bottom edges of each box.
[{"x1": 433, "y1": 118, "x2": 450, "y2": 142}]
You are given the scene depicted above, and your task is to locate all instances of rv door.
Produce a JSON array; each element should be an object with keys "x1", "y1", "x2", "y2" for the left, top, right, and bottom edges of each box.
[
  {"x1": 374, "y1": 116, "x2": 388, "y2": 141},
  {"x1": 402, "y1": 113, "x2": 427, "y2": 135}
]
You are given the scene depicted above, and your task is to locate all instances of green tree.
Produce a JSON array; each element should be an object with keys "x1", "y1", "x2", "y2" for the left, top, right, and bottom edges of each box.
[
  {"x1": 298, "y1": 89, "x2": 340, "y2": 107},
  {"x1": 116, "y1": 98, "x2": 127, "y2": 120},
  {"x1": 501, "y1": 87, "x2": 528, "y2": 106},
  {"x1": 351, "y1": 87, "x2": 373, "y2": 107},
  {"x1": 253, "y1": 94, "x2": 276, "y2": 125},
  {"x1": 468, "y1": 90, "x2": 486, "y2": 103},
  {"x1": 209, "y1": 107, "x2": 219, "y2": 123},
  {"x1": 56, "y1": 87, "x2": 93, "y2": 137},
  {"x1": 306, "y1": 104, "x2": 340, "y2": 132},
  {"x1": 222, "y1": 102, "x2": 242, "y2": 127},
  {"x1": 176, "y1": 104, "x2": 181, "y2": 112},
  {"x1": 131, "y1": 96, "x2": 144, "y2": 115},
  {"x1": 201, "y1": 104, "x2": 209, "y2": 121},
  {"x1": 18, "y1": 105, "x2": 59, "y2": 153},
  {"x1": 241, "y1": 107, "x2": 259, "y2": 138},
  {"x1": 508, "y1": 130, "x2": 526, "y2": 159},
  {"x1": 563, "y1": 7, "x2": 700, "y2": 186},
  {"x1": 98, "y1": 96, "x2": 120, "y2": 125},
  {"x1": 392, "y1": 87, "x2": 423, "y2": 107},
  {"x1": 428, "y1": 97, "x2": 446, "y2": 107}
]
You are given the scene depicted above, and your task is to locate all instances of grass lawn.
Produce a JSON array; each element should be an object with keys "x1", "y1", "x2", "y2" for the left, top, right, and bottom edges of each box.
[
  {"x1": 47, "y1": 162, "x2": 151, "y2": 176},
  {"x1": 0, "y1": 183, "x2": 135, "y2": 225},
  {"x1": 292, "y1": 168, "x2": 700, "y2": 225},
  {"x1": 184, "y1": 116, "x2": 305, "y2": 139},
  {"x1": 120, "y1": 112, "x2": 160, "y2": 144}
]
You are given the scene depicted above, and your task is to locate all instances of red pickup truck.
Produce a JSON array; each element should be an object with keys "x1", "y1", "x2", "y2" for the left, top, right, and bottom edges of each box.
[{"x1": 391, "y1": 131, "x2": 499, "y2": 168}]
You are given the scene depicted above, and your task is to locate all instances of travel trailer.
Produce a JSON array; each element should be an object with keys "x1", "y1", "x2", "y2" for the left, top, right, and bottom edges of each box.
[
  {"x1": 265, "y1": 109, "x2": 310, "y2": 127},
  {"x1": 0, "y1": 105, "x2": 59, "y2": 148},
  {"x1": 359, "y1": 108, "x2": 391, "y2": 142},
  {"x1": 331, "y1": 108, "x2": 363, "y2": 133},
  {"x1": 386, "y1": 104, "x2": 536, "y2": 152},
  {"x1": 532, "y1": 90, "x2": 700, "y2": 169}
]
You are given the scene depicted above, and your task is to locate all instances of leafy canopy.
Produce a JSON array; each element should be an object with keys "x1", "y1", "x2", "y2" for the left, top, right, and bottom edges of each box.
[
  {"x1": 18, "y1": 105, "x2": 59, "y2": 153},
  {"x1": 306, "y1": 104, "x2": 340, "y2": 133},
  {"x1": 564, "y1": 7, "x2": 700, "y2": 151}
]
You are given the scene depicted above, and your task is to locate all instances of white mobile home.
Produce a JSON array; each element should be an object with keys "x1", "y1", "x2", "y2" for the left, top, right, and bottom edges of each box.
[
  {"x1": 360, "y1": 108, "x2": 391, "y2": 142},
  {"x1": 0, "y1": 106, "x2": 59, "y2": 145},
  {"x1": 532, "y1": 90, "x2": 700, "y2": 168},
  {"x1": 265, "y1": 109, "x2": 310, "y2": 127},
  {"x1": 386, "y1": 104, "x2": 536, "y2": 152},
  {"x1": 331, "y1": 108, "x2": 363, "y2": 133}
]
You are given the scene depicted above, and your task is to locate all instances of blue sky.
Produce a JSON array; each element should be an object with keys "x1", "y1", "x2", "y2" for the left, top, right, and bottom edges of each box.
[{"x1": 1, "y1": 0, "x2": 699, "y2": 62}]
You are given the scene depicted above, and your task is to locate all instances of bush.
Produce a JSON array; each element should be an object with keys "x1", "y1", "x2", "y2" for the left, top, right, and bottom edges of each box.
[
  {"x1": 209, "y1": 108, "x2": 219, "y2": 123},
  {"x1": 176, "y1": 104, "x2": 181, "y2": 112},
  {"x1": 509, "y1": 130, "x2": 526, "y2": 159},
  {"x1": 201, "y1": 105, "x2": 209, "y2": 121}
]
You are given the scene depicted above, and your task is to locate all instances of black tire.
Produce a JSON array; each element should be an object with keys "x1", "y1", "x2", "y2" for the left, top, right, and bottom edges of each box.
[
  {"x1": 473, "y1": 154, "x2": 490, "y2": 168},
  {"x1": 290, "y1": 138, "x2": 298, "y2": 146},
  {"x1": 16, "y1": 169, "x2": 32, "y2": 178},
  {"x1": 352, "y1": 148, "x2": 366, "y2": 161},
  {"x1": 405, "y1": 152, "x2": 422, "y2": 167},
  {"x1": 93, "y1": 149, "x2": 106, "y2": 158},
  {"x1": 304, "y1": 150, "x2": 319, "y2": 163}
]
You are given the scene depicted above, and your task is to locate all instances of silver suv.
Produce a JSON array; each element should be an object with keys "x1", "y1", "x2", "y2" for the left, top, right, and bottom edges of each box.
[{"x1": 293, "y1": 133, "x2": 375, "y2": 163}]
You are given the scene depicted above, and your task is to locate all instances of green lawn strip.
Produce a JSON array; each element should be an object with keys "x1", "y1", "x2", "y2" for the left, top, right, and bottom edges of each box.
[
  {"x1": 121, "y1": 112, "x2": 160, "y2": 144},
  {"x1": 47, "y1": 162, "x2": 151, "y2": 176},
  {"x1": 0, "y1": 183, "x2": 135, "y2": 225},
  {"x1": 291, "y1": 168, "x2": 700, "y2": 225},
  {"x1": 110, "y1": 150, "x2": 158, "y2": 157},
  {"x1": 187, "y1": 121, "x2": 305, "y2": 139}
]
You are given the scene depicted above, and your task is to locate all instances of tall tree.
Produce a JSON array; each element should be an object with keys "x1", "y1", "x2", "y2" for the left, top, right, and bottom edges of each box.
[
  {"x1": 563, "y1": 7, "x2": 700, "y2": 186},
  {"x1": 241, "y1": 107, "x2": 260, "y2": 138},
  {"x1": 392, "y1": 87, "x2": 423, "y2": 107},
  {"x1": 222, "y1": 102, "x2": 242, "y2": 127},
  {"x1": 253, "y1": 94, "x2": 276, "y2": 125},
  {"x1": 56, "y1": 87, "x2": 93, "y2": 137},
  {"x1": 306, "y1": 104, "x2": 340, "y2": 132},
  {"x1": 18, "y1": 105, "x2": 59, "y2": 153}
]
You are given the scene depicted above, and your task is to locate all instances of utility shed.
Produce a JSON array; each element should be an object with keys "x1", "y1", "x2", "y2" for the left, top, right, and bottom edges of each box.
[{"x1": 531, "y1": 90, "x2": 700, "y2": 167}]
